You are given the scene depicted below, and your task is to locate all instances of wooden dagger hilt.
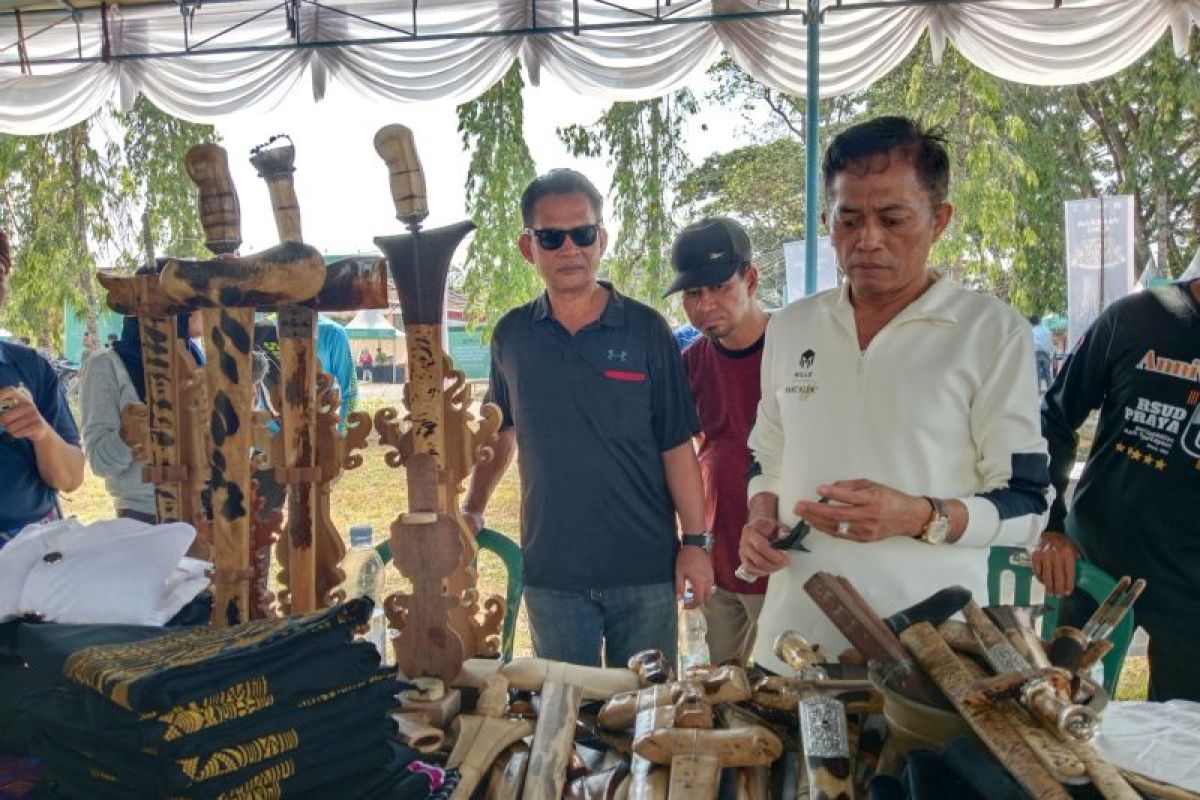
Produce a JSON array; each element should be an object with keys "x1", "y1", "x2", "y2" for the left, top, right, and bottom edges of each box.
[
  {"x1": 374, "y1": 124, "x2": 429, "y2": 229},
  {"x1": 249, "y1": 134, "x2": 303, "y2": 243},
  {"x1": 185, "y1": 144, "x2": 242, "y2": 255}
]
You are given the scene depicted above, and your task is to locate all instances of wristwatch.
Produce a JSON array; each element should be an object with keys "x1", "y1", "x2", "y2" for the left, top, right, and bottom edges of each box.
[
  {"x1": 681, "y1": 532, "x2": 714, "y2": 553},
  {"x1": 918, "y1": 497, "x2": 950, "y2": 544}
]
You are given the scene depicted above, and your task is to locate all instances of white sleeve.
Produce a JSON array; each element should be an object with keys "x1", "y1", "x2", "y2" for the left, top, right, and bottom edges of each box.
[{"x1": 957, "y1": 323, "x2": 1054, "y2": 548}]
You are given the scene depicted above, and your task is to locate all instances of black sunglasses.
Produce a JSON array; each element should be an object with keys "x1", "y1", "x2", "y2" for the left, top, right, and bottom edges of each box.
[{"x1": 524, "y1": 224, "x2": 600, "y2": 251}]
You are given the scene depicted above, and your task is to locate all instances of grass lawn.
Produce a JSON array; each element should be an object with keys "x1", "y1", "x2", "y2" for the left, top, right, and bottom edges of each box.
[{"x1": 60, "y1": 396, "x2": 1147, "y2": 699}]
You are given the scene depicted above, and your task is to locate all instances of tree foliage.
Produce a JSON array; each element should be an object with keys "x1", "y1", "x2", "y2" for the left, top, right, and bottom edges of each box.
[
  {"x1": 457, "y1": 62, "x2": 538, "y2": 337},
  {"x1": 679, "y1": 33, "x2": 1200, "y2": 316},
  {"x1": 558, "y1": 91, "x2": 697, "y2": 310},
  {"x1": 0, "y1": 97, "x2": 216, "y2": 346}
]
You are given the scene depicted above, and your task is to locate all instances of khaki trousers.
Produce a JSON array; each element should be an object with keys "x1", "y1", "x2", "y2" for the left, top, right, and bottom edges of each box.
[{"x1": 703, "y1": 586, "x2": 766, "y2": 665}]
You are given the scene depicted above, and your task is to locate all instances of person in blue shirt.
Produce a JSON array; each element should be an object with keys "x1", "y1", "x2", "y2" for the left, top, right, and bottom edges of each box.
[
  {"x1": 317, "y1": 315, "x2": 357, "y2": 426},
  {"x1": 253, "y1": 315, "x2": 357, "y2": 428},
  {"x1": 673, "y1": 323, "x2": 702, "y2": 351},
  {"x1": 1029, "y1": 314, "x2": 1055, "y2": 392},
  {"x1": 0, "y1": 230, "x2": 85, "y2": 543}
]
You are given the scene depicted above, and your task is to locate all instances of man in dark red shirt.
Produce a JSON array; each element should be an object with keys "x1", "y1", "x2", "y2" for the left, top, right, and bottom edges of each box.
[{"x1": 667, "y1": 217, "x2": 771, "y2": 664}]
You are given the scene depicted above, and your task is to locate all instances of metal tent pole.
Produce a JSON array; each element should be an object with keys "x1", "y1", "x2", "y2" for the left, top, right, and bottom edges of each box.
[{"x1": 804, "y1": 0, "x2": 820, "y2": 297}]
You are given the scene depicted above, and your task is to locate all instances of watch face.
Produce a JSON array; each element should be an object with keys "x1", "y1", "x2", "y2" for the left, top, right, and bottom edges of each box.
[{"x1": 923, "y1": 518, "x2": 950, "y2": 544}]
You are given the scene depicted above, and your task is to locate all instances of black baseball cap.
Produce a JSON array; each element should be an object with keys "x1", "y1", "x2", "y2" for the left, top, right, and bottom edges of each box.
[{"x1": 665, "y1": 216, "x2": 753, "y2": 296}]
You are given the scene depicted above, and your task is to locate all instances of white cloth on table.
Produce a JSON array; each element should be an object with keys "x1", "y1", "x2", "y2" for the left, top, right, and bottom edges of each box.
[
  {"x1": 0, "y1": 517, "x2": 210, "y2": 626},
  {"x1": 1093, "y1": 700, "x2": 1200, "y2": 792}
]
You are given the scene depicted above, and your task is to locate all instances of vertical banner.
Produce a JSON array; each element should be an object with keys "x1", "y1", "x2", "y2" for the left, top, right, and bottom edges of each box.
[
  {"x1": 1064, "y1": 195, "x2": 1135, "y2": 348},
  {"x1": 784, "y1": 237, "x2": 839, "y2": 304}
]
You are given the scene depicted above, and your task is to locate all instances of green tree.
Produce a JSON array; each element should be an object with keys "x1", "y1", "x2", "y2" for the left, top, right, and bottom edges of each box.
[
  {"x1": 685, "y1": 33, "x2": 1200, "y2": 316},
  {"x1": 558, "y1": 91, "x2": 697, "y2": 309},
  {"x1": 0, "y1": 122, "x2": 116, "y2": 347},
  {"x1": 0, "y1": 98, "x2": 217, "y2": 347},
  {"x1": 1070, "y1": 32, "x2": 1200, "y2": 277},
  {"x1": 456, "y1": 63, "x2": 538, "y2": 337},
  {"x1": 119, "y1": 97, "x2": 216, "y2": 264}
]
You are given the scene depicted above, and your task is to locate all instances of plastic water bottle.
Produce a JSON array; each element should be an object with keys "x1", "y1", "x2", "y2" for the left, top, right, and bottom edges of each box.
[
  {"x1": 340, "y1": 524, "x2": 388, "y2": 660},
  {"x1": 678, "y1": 590, "x2": 711, "y2": 674}
]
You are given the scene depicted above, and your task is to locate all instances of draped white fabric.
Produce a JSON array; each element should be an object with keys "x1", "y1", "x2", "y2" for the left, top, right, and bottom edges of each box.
[{"x1": 0, "y1": 0, "x2": 1195, "y2": 134}]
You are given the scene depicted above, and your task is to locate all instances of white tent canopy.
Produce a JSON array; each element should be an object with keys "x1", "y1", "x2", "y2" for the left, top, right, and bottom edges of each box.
[
  {"x1": 345, "y1": 309, "x2": 401, "y2": 338},
  {"x1": 0, "y1": 0, "x2": 1196, "y2": 134}
]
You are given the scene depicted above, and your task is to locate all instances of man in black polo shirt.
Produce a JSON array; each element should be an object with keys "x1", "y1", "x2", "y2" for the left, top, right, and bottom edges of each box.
[
  {"x1": 0, "y1": 229, "x2": 85, "y2": 544},
  {"x1": 463, "y1": 169, "x2": 712, "y2": 668}
]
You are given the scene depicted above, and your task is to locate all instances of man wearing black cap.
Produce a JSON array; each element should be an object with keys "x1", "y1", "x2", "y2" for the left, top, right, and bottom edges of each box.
[{"x1": 668, "y1": 217, "x2": 771, "y2": 665}]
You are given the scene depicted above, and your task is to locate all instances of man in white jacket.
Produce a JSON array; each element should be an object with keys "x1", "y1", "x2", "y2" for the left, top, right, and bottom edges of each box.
[{"x1": 738, "y1": 117, "x2": 1052, "y2": 673}]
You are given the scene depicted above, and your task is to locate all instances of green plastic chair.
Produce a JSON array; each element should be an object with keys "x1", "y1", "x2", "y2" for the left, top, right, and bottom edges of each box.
[
  {"x1": 986, "y1": 546, "x2": 1133, "y2": 695},
  {"x1": 375, "y1": 527, "x2": 523, "y2": 663}
]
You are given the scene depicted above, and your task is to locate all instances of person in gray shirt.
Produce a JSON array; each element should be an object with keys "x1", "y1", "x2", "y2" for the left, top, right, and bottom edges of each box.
[{"x1": 79, "y1": 303, "x2": 203, "y2": 522}]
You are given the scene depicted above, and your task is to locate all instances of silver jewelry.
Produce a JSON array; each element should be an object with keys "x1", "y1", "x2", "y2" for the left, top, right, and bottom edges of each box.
[{"x1": 836, "y1": 521, "x2": 851, "y2": 535}]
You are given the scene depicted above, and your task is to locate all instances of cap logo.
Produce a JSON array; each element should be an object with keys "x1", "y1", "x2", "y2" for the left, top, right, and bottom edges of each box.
[{"x1": 708, "y1": 251, "x2": 727, "y2": 261}]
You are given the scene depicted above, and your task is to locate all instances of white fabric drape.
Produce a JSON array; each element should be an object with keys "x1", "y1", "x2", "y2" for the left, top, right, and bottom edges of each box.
[{"x1": 0, "y1": 0, "x2": 1194, "y2": 134}]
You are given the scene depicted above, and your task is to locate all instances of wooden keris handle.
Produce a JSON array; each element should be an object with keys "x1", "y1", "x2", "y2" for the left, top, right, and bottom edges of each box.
[{"x1": 374, "y1": 124, "x2": 428, "y2": 226}]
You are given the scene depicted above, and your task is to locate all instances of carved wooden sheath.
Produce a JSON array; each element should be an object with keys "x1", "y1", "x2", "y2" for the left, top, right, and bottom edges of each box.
[
  {"x1": 376, "y1": 220, "x2": 475, "y2": 682},
  {"x1": 98, "y1": 273, "x2": 186, "y2": 524},
  {"x1": 249, "y1": 138, "x2": 319, "y2": 615},
  {"x1": 181, "y1": 142, "x2": 251, "y2": 626}
]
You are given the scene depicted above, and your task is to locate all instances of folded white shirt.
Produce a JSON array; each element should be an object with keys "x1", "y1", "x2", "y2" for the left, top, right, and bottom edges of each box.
[{"x1": 0, "y1": 517, "x2": 211, "y2": 626}]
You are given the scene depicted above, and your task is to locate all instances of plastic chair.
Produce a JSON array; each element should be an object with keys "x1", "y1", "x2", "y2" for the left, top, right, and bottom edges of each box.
[
  {"x1": 987, "y1": 546, "x2": 1133, "y2": 695},
  {"x1": 375, "y1": 527, "x2": 523, "y2": 662}
]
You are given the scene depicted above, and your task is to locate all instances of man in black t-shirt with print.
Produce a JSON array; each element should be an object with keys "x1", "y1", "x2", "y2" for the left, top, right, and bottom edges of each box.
[{"x1": 1034, "y1": 278, "x2": 1200, "y2": 701}]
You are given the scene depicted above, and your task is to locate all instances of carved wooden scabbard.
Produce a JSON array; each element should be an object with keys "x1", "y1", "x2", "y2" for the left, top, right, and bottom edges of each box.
[{"x1": 374, "y1": 123, "x2": 503, "y2": 681}]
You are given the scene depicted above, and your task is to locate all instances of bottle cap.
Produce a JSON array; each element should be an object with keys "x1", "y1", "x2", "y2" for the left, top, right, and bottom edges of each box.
[{"x1": 349, "y1": 524, "x2": 373, "y2": 547}]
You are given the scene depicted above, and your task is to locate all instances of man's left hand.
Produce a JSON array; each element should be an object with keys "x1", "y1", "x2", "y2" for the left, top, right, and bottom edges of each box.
[
  {"x1": 675, "y1": 546, "x2": 714, "y2": 607},
  {"x1": 795, "y1": 479, "x2": 929, "y2": 542},
  {"x1": 0, "y1": 386, "x2": 51, "y2": 442}
]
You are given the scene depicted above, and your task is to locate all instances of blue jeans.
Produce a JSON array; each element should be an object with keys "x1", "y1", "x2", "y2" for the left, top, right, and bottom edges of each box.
[{"x1": 523, "y1": 582, "x2": 678, "y2": 668}]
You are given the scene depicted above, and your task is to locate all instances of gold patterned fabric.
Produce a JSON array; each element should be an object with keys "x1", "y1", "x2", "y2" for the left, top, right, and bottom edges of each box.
[{"x1": 13, "y1": 600, "x2": 441, "y2": 799}]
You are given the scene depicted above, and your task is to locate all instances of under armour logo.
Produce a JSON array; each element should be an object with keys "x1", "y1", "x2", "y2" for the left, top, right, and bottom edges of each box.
[{"x1": 607, "y1": 349, "x2": 628, "y2": 362}]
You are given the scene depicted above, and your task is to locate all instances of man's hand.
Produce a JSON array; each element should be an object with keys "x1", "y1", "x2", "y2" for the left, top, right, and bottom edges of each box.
[
  {"x1": 460, "y1": 508, "x2": 485, "y2": 536},
  {"x1": 796, "y1": 479, "x2": 929, "y2": 542},
  {"x1": 676, "y1": 546, "x2": 714, "y2": 607},
  {"x1": 736, "y1": 516, "x2": 792, "y2": 577},
  {"x1": 0, "y1": 385, "x2": 52, "y2": 442},
  {"x1": 1031, "y1": 531, "x2": 1080, "y2": 597}
]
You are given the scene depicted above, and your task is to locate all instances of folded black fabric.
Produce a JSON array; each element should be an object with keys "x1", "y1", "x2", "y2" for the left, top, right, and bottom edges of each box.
[
  {"x1": 18, "y1": 642, "x2": 383, "y2": 752},
  {"x1": 19, "y1": 600, "x2": 373, "y2": 713},
  {"x1": 0, "y1": 620, "x2": 20, "y2": 659},
  {"x1": 19, "y1": 666, "x2": 398, "y2": 759},
  {"x1": 291, "y1": 742, "x2": 450, "y2": 800},
  {"x1": 33, "y1": 714, "x2": 397, "y2": 799},
  {"x1": 0, "y1": 657, "x2": 49, "y2": 754}
]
